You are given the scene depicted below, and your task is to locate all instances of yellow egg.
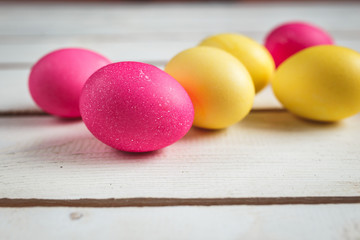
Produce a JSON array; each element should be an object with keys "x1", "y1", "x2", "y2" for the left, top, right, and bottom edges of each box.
[
  {"x1": 272, "y1": 45, "x2": 360, "y2": 122},
  {"x1": 165, "y1": 46, "x2": 255, "y2": 129},
  {"x1": 199, "y1": 33, "x2": 275, "y2": 93}
]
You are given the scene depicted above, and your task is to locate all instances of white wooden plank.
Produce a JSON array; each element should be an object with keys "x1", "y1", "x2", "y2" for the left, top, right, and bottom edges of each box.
[
  {"x1": 1, "y1": 3, "x2": 359, "y2": 35},
  {"x1": 0, "y1": 38, "x2": 359, "y2": 65},
  {"x1": 0, "y1": 68, "x2": 281, "y2": 113},
  {"x1": 1, "y1": 204, "x2": 360, "y2": 240},
  {"x1": 0, "y1": 70, "x2": 40, "y2": 113},
  {"x1": 0, "y1": 41, "x2": 195, "y2": 64},
  {"x1": 0, "y1": 111, "x2": 359, "y2": 199}
]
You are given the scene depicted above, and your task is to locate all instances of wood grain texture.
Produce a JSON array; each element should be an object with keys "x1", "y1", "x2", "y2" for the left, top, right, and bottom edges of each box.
[
  {"x1": 1, "y1": 111, "x2": 359, "y2": 199},
  {"x1": 1, "y1": 205, "x2": 360, "y2": 240}
]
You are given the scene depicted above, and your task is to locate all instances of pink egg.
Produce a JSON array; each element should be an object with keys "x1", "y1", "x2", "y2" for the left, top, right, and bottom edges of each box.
[
  {"x1": 265, "y1": 22, "x2": 333, "y2": 67},
  {"x1": 79, "y1": 62, "x2": 194, "y2": 152},
  {"x1": 29, "y1": 48, "x2": 111, "y2": 118}
]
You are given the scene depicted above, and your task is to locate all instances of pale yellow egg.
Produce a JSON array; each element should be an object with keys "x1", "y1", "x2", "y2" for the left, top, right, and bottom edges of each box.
[
  {"x1": 165, "y1": 46, "x2": 255, "y2": 129},
  {"x1": 272, "y1": 45, "x2": 360, "y2": 122},
  {"x1": 199, "y1": 33, "x2": 275, "y2": 93}
]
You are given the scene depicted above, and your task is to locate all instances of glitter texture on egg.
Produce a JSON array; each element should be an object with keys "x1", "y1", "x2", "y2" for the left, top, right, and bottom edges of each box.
[{"x1": 79, "y1": 62, "x2": 194, "y2": 152}]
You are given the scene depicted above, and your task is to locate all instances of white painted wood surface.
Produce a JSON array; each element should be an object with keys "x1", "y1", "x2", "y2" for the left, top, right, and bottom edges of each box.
[
  {"x1": 1, "y1": 204, "x2": 360, "y2": 240},
  {"x1": 1, "y1": 111, "x2": 359, "y2": 199},
  {"x1": 1, "y1": 2, "x2": 360, "y2": 239}
]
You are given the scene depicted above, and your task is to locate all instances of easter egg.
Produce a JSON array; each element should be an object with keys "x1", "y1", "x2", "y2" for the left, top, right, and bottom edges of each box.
[
  {"x1": 80, "y1": 62, "x2": 194, "y2": 152},
  {"x1": 29, "y1": 48, "x2": 111, "y2": 118},
  {"x1": 200, "y1": 33, "x2": 275, "y2": 93},
  {"x1": 165, "y1": 46, "x2": 254, "y2": 129},
  {"x1": 272, "y1": 45, "x2": 360, "y2": 122},
  {"x1": 265, "y1": 22, "x2": 333, "y2": 67}
]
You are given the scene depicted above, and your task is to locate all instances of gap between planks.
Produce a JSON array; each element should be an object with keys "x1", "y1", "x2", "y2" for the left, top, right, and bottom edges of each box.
[
  {"x1": 1, "y1": 197, "x2": 360, "y2": 208},
  {"x1": 0, "y1": 108, "x2": 286, "y2": 117}
]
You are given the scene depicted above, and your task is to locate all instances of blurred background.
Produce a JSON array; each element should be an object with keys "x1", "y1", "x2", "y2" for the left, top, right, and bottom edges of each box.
[{"x1": 1, "y1": 0, "x2": 359, "y2": 113}]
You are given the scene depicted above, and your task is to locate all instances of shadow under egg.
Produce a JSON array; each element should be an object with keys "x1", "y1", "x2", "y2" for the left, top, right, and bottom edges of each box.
[{"x1": 239, "y1": 111, "x2": 342, "y2": 133}]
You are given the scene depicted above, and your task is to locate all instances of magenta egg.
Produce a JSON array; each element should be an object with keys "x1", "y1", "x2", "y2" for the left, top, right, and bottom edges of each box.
[
  {"x1": 79, "y1": 62, "x2": 194, "y2": 152},
  {"x1": 265, "y1": 22, "x2": 333, "y2": 67},
  {"x1": 29, "y1": 48, "x2": 111, "y2": 118}
]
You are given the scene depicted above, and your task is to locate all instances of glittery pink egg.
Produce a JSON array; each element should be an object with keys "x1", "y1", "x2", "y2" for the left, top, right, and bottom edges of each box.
[
  {"x1": 29, "y1": 48, "x2": 111, "y2": 118},
  {"x1": 79, "y1": 62, "x2": 194, "y2": 152},
  {"x1": 265, "y1": 22, "x2": 333, "y2": 67}
]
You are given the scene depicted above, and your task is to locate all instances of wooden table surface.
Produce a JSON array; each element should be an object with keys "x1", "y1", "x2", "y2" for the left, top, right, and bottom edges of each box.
[{"x1": 1, "y1": 2, "x2": 360, "y2": 239}]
